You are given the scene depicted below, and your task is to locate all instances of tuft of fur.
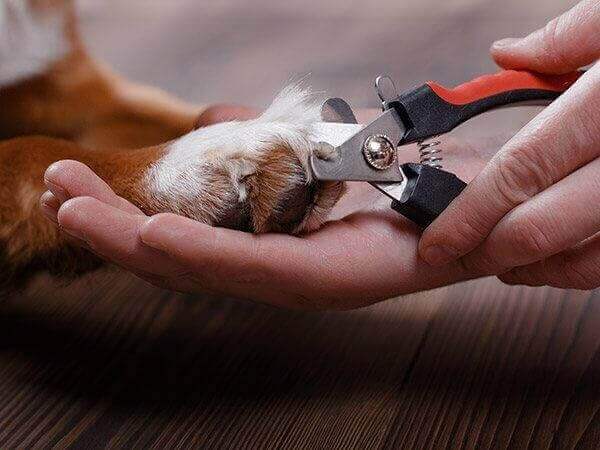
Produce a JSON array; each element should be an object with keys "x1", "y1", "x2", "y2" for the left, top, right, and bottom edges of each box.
[{"x1": 145, "y1": 84, "x2": 345, "y2": 233}]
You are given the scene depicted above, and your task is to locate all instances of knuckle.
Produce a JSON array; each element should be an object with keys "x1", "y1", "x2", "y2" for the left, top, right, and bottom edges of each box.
[
  {"x1": 147, "y1": 212, "x2": 177, "y2": 226},
  {"x1": 453, "y1": 210, "x2": 492, "y2": 247},
  {"x1": 458, "y1": 251, "x2": 503, "y2": 276},
  {"x1": 493, "y1": 144, "x2": 552, "y2": 206},
  {"x1": 506, "y1": 216, "x2": 555, "y2": 261},
  {"x1": 143, "y1": 213, "x2": 181, "y2": 235},
  {"x1": 287, "y1": 261, "x2": 370, "y2": 311},
  {"x1": 289, "y1": 282, "x2": 343, "y2": 312},
  {"x1": 58, "y1": 196, "x2": 97, "y2": 220},
  {"x1": 456, "y1": 255, "x2": 481, "y2": 276},
  {"x1": 147, "y1": 269, "x2": 208, "y2": 294},
  {"x1": 202, "y1": 235, "x2": 272, "y2": 286},
  {"x1": 540, "y1": 17, "x2": 570, "y2": 68},
  {"x1": 573, "y1": 99, "x2": 600, "y2": 148},
  {"x1": 558, "y1": 255, "x2": 600, "y2": 289},
  {"x1": 425, "y1": 199, "x2": 491, "y2": 254},
  {"x1": 498, "y1": 269, "x2": 534, "y2": 286}
]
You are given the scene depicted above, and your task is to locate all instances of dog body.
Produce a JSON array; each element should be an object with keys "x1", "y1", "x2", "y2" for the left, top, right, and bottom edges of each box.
[{"x1": 0, "y1": 0, "x2": 343, "y2": 287}]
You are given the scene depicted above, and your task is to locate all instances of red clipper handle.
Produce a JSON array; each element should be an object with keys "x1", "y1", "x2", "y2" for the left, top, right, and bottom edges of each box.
[
  {"x1": 427, "y1": 70, "x2": 582, "y2": 106},
  {"x1": 395, "y1": 70, "x2": 584, "y2": 144}
]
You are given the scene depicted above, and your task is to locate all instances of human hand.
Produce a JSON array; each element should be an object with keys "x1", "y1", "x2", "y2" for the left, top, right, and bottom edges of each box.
[
  {"x1": 419, "y1": 0, "x2": 600, "y2": 290},
  {"x1": 40, "y1": 107, "x2": 498, "y2": 310}
]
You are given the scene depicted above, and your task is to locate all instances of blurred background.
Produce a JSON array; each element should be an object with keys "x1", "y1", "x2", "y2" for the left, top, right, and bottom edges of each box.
[{"x1": 78, "y1": 0, "x2": 577, "y2": 109}]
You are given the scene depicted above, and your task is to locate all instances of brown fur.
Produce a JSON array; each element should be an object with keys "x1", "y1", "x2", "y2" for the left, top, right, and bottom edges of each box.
[
  {"x1": 0, "y1": 47, "x2": 199, "y2": 148},
  {"x1": 0, "y1": 135, "x2": 340, "y2": 288},
  {"x1": 244, "y1": 146, "x2": 344, "y2": 233},
  {"x1": 0, "y1": 1, "x2": 199, "y2": 287},
  {"x1": 0, "y1": 0, "x2": 343, "y2": 289}
]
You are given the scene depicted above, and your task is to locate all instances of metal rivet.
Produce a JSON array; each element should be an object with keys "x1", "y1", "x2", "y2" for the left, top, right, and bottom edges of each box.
[{"x1": 363, "y1": 135, "x2": 396, "y2": 170}]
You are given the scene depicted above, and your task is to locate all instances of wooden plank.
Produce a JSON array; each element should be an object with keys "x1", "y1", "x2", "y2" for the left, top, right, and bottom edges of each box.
[
  {"x1": 382, "y1": 281, "x2": 599, "y2": 450},
  {"x1": 0, "y1": 274, "x2": 598, "y2": 448},
  {"x1": 0, "y1": 272, "x2": 444, "y2": 448}
]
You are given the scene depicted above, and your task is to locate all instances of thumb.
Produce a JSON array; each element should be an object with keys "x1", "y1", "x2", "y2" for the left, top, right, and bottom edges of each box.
[{"x1": 491, "y1": 0, "x2": 600, "y2": 74}]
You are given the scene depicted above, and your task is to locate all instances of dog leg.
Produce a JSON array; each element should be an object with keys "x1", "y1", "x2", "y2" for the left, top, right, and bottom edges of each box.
[
  {"x1": 0, "y1": 86, "x2": 345, "y2": 288},
  {"x1": 0, "y1": 0, "x2": 199, "y2": 148}
]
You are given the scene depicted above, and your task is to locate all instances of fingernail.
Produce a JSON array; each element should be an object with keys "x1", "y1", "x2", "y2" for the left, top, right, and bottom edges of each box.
[
  {"x1": 421, "y1": 245, "x2": 460, "y2": 266},
  {"x1": 492, "y1": 37, "x2": 521, "y2": 50},
  {"x1": 44, "y1": 179, "x2": 70, "y2": 203},
  {"x1": 39, "y1": 192, "x2": 59, "y2": 224}
]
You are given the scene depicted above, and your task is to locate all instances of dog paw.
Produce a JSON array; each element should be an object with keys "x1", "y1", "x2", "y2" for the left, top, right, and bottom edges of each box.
[{"x1": 144, "y1": 85, "x2": 345, "y2": 234}]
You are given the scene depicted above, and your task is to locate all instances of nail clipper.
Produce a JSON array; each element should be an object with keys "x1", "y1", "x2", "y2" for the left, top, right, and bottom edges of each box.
[{"x1": 310, "y1": 70, "x2": 583, "y2": 228}]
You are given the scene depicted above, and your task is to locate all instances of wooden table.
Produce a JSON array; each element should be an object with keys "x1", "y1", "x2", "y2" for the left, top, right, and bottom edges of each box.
[
  {"x1": 2, "y1": 0, "x2": 598, "y2": 448},
  {"x1": 1, "y1": 274, "x2": 598, "y2": 448}
]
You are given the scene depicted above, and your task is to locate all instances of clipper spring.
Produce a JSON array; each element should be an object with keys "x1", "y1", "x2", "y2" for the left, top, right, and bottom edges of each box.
[{"x1": 418, "y1": 139, "x2": 443, "y2": 169}]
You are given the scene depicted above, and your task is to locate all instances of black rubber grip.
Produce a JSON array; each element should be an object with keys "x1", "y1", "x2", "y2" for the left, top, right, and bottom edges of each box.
[
  {"x1": 391, "y1": 163, "x2": 467, "y2": 228},
  {"x1": 388, "y1": 70, "x2": 583, "y2": 144},
  {"x1": 390, "y1": 85, "x2": 561, "y2": 144}
]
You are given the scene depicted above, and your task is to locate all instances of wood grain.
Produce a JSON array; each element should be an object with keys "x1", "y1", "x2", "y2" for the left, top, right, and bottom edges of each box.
[
  {"x1": 0, "y1": 274, "x2": 598, "y2": 449},
  {"x1": 2, "y1": 0, "x2": 598, "y2": 448}
]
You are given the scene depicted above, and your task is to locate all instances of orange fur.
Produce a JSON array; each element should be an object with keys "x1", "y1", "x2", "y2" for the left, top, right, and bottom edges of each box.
[
  {"x1": 0, "y1": 0, "x2": 344, "y2": 288},
  {"x1": 0, "y1": 0, "x2": 199, "y2": 286},
  {"x1": 0, "y1": 135, "x2": 343, "y2": 287}
]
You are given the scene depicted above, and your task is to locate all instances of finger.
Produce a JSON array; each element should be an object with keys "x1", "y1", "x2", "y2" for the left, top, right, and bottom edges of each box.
[
  {"x1": 139, "y1": 212, "x2": 469, "y2": 310},
  {"x1": 57, "y1": 197, "x2": 175, "y2": 276},
  {"x1": 139, "y1": 213, "x2": 321, "y2": 308},
  {"x1": 195, "y1": 104, "x2": 259, "y2": 128},
  {"x1": 499, "y1": 233, "x2": 600, "y2": 290},
  {"x1": 44, "y1": 160, "x2": 143, "y2": 215},
  {"x1": 419, "y1": 64, "x2": 600, "y2": 266},
  {"x1": 491, "y1": 0, "x2": 600, "y2": 73},
  {"x1": 462, "y1": 157, "x2": 600, "y2": 274},
  {"x1": 39, "y1": 191, "x2": 94, "y2": 251},
  {"x1": 140, "y1": 214, "x2": 341, "y2": 308},
  {"x1": 39, "y1": 191, "x2": 60, "y2": 224}
]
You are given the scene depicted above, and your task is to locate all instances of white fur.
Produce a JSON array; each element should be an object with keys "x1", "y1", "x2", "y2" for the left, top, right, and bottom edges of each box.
[
  {"x1": 0, "y1": 0, "x2": 70, "y2": 86},
  {"x1": 145, "y1": 84, "x2": 328, "y2": 221}
]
